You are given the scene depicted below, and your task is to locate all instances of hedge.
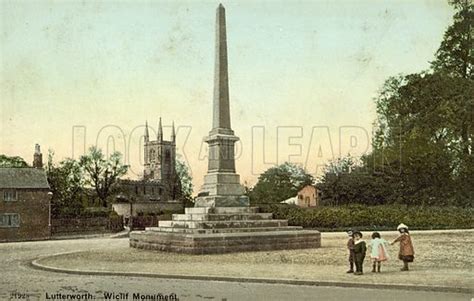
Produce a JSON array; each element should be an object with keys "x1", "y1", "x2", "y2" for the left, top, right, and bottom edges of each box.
[{"x1": 258, "y1": 204, "x2": 474, "y2": 231}]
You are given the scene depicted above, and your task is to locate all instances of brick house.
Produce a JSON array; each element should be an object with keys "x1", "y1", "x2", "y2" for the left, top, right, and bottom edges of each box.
[
  {"x1": 0, "y1": 167, "x2": 51, "y2": 242},
  {"x1": 296, "y1": 185, "x2": 321, "y2": 207}
]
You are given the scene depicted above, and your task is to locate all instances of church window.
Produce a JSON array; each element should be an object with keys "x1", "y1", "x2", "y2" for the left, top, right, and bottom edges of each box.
[
  {"x1": 165, "y1": 150, "x2": 171, "y2": 162},
  {"x1": 150, "y1": 149, "x2": 156, "y2": 162}
]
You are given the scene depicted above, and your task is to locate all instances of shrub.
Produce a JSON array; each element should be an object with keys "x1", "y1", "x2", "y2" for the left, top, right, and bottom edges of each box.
[{"x1": 258, "y1": 204, "x2": 473, "y2": 231}]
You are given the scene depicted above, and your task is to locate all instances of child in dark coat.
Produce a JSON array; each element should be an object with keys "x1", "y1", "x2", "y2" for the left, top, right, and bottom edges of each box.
[
  {"x1": 346, "y1": 230, "x2": 355, "y2": 273},
  {"x1": 352, "y1": 230, "x2": 367, "y2": 275},
  {"x1": 391, "y1": 223, "x2": 415, "y2": 271}
]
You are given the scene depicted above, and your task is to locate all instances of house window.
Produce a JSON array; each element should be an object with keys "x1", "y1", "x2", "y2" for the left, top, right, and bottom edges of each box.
[
  {"x1": 0, "y1": 214, "x2": 20, "y2": 228},
  {"x1": 3, "y1": 190, "x2": 17, "y2": 202}
]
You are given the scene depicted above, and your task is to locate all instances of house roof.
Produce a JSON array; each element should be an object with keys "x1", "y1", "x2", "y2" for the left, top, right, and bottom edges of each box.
[
  {"x1": 0, "y1": 168, "x2": 50, "y2": 189},
  {"x1": 298, "y1": 185, "x2": 317, "y2": 193},
  {"x1": 281, "y1": 197, "x2": 297, "y2": 205}
]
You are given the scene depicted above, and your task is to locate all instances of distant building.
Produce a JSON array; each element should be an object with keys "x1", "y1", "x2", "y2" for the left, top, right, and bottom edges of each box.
[
  {"x1": 113, "y1": 118, "x2": 182, "y2": 218},
  {"x1": 0, "y1": 145, "x2": 51, "y2": 242},
  {"x1": 297, "y1": 185, "x2": 321, "y2": 207},
  {"x1": 32, "y1": 143, "x2": 43, "y2": 168},
  {"x1": 281, "y1": 185, "x2": 321, "y2": 208}
]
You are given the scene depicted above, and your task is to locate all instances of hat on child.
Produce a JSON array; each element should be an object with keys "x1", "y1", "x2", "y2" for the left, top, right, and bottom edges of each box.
[
  {"x1": 352, "y1": 230, "x2": 362, "y2": 237},
  {"x1": 397, "y1": 223, "x2": 408, "y2": 230}
]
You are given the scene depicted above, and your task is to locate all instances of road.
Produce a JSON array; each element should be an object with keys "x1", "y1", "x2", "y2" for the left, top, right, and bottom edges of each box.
[{"x1": 0, "y1": 238, "x2": 470, "y2": 301}]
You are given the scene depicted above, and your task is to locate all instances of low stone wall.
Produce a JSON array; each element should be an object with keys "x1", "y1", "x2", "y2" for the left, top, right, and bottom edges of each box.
[
  {"x1": 113, "y1": 202, "x2": 183, "y2": 218},
  {"x1": 51, "y1": 216, "x2": 123, "y2": 236}
]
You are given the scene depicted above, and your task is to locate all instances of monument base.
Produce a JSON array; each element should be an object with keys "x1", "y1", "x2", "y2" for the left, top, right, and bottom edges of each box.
[
  {"x1": 129, "y1": 206, "x2": 321, "y2": 254},
  {"x1": 194, "y1": 195, "x2": 249, "y2": 207}
]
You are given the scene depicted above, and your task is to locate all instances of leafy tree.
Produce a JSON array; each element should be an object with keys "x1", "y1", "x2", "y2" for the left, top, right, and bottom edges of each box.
[
  {"x1": 316, "y1": 0, "x2": 473, "y2": 207},
  {"x1": 79, "y1": 146, "x2": 128, "y2": 207},
  {"x1": 46, "y1": 151, "x2": 85, "y2": 217},
  {"x1": 248, "y1": 162, "x2": 314, "y2": 204},
  {"x1": 430, "y1": 0, "x2": 473, "y2": 167},
  {"x1": 0, "y1": 155, "x2": 28, "y2": 168},
  {"x1": 431, "y1": 0, "x2": 473, "y2": 79},
  {"x1": 173, "y1": 155, "x2": 194, "y2": 206},
  {"x1": 371, "y1": 74, "x2": 472, "y2": 206},
  {"x1": 318, "y1": 155, "x2": 390, "y2": 206}
]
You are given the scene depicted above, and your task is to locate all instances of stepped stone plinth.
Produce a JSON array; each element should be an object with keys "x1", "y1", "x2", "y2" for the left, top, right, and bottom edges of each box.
[
  {"x1": 129, "y1": 4, "x2": 321, "y2": 254},
  {"x1": 130, "y1": 207, "x2": 321, "y2": 254}
]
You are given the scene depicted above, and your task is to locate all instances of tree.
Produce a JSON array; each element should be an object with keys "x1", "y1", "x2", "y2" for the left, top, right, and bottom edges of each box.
[
  {"x1": 46, "y1": 151, "x2": 85, "y2": 216},
  {"x1": 371, "y1": 73, "x2": 473, "y2": 206},
  {"x1": 315, "y1": 0, "x2": 473, "y2": 207},
  {"x1": 432, "y1": 0, "x2": 473, "y2": 158},
  {"x1": 0, "y1": 155, "x2": 28, "y2": 168},
  {"x1": 431, "y1": 0, "x2": 473, "y2": 79},
  {"x1": 79, "y1": 146, "x2": 128, "y2": 207},
  {"x1": 317, "y1": 155, "x2": 392, "y2": 206},
  {"x1": 248, "y1": 162, "x2": 314, "y2": 204},
  {"x1": 173, "y1": 155, "x2": 194, "y2": 207}
]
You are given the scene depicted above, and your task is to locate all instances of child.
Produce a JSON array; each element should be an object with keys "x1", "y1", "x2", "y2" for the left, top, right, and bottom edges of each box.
[
  {"x1": 346, "y1": 229, "x2": 355, "y2": 273},
  {"x1": 352, "y1": 230, "x2": 366, "y2": 275},
  {"x1": 391, "y1": 223, "x2": 415, "y2": 271},
  {"x1": 369, "y1": 232, "x2": 389, "y2": 272}
]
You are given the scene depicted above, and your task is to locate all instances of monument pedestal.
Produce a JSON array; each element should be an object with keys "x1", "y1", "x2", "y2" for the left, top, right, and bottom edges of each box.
[
  {"x1": 130, "y1": 207, "x2": 321, "y2": 254},
  {"x1": 195, "y1": 172, "x2": 249, "y2": 207}
]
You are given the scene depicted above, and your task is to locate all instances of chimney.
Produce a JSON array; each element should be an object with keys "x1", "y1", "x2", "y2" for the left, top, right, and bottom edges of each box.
[{"x1": 33, "y1": 144, "x2": 43, "y2": 169}]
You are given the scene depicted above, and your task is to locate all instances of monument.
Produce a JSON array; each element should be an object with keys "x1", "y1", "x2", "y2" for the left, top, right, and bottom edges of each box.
[
  {"x1": 194, "y1": 3, "x2": 249, "y2": 208},
  {"x1": 129, "y1": 4, "x2": 321, "y2": 254}
]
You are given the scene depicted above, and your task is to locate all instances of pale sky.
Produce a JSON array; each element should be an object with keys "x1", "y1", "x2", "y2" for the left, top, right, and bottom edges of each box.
[{"x1": 0, "y1": 0, "x2": 454, "y2": 192}]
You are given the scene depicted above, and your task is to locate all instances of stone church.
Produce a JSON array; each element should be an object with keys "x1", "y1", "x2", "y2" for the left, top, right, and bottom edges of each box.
[
  {"x1": 112, "y1": 118, "x2": 182, "y2": 218},
  {"x1": 143, "y1": 118, "x2": 176, "y2": 184}
]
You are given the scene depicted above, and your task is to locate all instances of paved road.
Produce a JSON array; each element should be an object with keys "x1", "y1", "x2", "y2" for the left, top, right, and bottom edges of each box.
[{"x1": 0, "y1": 238, "x2": 470, "y2": 301}]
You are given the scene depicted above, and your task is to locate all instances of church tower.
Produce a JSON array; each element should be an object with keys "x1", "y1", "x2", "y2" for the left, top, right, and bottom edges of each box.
[{"x1": 143, "y1": 118, "x2": 176, "y2": 195}]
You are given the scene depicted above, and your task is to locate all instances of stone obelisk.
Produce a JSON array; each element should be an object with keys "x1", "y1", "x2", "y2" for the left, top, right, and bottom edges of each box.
[
  {"x1": 129, "y1": 4, "x2": 321, "y2": 254},
  {"x1": 194, "y1": 4, "x2": 249, "y2": 207}
]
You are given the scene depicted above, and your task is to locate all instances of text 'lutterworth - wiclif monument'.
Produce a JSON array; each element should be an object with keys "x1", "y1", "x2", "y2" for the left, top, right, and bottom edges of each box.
[{"x1": 130, "y1": 4, "x2": 321, "y2": 254}]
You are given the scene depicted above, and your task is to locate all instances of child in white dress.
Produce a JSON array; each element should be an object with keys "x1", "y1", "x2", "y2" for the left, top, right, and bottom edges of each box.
[{"x1": 369, "y1": 232, "x2": 389, "y2": 273}]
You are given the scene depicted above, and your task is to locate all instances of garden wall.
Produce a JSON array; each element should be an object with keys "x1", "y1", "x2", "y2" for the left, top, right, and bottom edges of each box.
[{"x1": 51, "y1": 216, "x2": 123, "y2": 236}]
